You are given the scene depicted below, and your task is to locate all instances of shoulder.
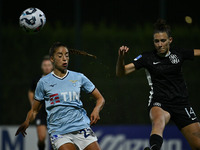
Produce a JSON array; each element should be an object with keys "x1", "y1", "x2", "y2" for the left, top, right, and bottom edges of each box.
[
  {"x1": 134, "y1": 51, "x2": 154, "y2": 61},
  {"x1": 38, "y1": 73, "x2": 53, "y2": 83},
  {"x1": 68, "y1": 70, "x2": 82, "y2": 75},
  {"x1": 141, "y1": 51, "x2": 155, "y2": 58},
  {"x1": 170, "y1": 46, "x2": 193, "y2": 54},
  {"x1": 170, "y1": 47, "x2": 182, "y2": 53},
  {"x1": 68, "y1": 70, "x2": 85, "y2": 77},
  {"x1": 143, "y1": 51, "x2": 154, "y2": 56},
  {"x1": 68, "y1": 70, "x2": 91, "y2": 83}
]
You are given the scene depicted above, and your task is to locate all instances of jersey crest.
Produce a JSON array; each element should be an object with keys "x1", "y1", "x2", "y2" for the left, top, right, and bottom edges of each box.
[
  {"x1": 169, "y1": 54, "x2": 180, "y2": 64},
  {"x1": 69, "y1": 80, "x2": 78, "y2": 86}
]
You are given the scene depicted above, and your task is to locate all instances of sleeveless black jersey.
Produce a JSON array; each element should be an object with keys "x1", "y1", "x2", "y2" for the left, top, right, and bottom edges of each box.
[{"x1": 133, "y1": 47, "x2": 194, "y2": 104}]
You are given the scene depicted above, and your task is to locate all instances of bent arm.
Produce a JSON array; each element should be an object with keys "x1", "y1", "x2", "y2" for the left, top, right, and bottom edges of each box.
[
  {"x1": 116, "y1": 46, "x2": 136, "y2": 77},
  {"x1": 194, "y1": 49, "x2": 200, "y2": 56},
  {"x1": 89, "y1": 88, "x2": 105, "y2": 125},
  {"x1": 116, "y1": 56, "x2": 136, "y2": 76}
]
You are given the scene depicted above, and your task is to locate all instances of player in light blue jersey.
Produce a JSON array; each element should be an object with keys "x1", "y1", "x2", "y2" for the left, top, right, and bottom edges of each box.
[{"x1": 16, "y1": 42, "x2": 105, "y2": 150}]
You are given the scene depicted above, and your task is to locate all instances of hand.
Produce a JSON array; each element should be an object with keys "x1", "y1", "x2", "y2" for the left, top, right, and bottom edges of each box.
[
  {"x1": 90, "y1": 108, "x2": 100, "y2": 125},
  {"x1": 15, "y1": 121, "x2": 29, "y2": 137},
  {"x1": 118, "y1": 45, "x2": 129, "y2": 56}
]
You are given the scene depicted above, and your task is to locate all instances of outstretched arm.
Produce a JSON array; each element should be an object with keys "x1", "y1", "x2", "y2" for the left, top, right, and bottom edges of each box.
[
  {"x1": 15, "y1": 100, "x2": 43, "y2": 137},
  {"x1": 194, "y1": 49, "x2": 200, "y2": 56},
  {"x1": 89, "y1": 88, "x2": 105, "y2": 125},
  {"x1": 116, "y1": 46, "x2": 136, "y2": 77}
]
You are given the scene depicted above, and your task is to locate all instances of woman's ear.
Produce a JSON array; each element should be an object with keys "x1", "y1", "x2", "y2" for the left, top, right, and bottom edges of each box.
[
  {"x1": 169, "y1": 37, "x2": 173, "y2": 44},
  {"x1": 50, "y1": 56, "x2": 54, "y2": 63}
]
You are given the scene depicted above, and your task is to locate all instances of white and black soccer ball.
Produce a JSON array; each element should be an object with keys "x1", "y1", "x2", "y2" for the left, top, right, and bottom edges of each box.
[{"x1": 19, "y1": 8, "x2": 46, "y2": 32}]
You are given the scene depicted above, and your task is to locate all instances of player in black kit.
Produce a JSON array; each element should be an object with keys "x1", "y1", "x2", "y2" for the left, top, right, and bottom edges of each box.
[
  {"x1": 28, "y1": 55, "x2": 53, "y2": 150},
  {"x1": 116, "y1": 19, "x2": 200, "y2": 150}
]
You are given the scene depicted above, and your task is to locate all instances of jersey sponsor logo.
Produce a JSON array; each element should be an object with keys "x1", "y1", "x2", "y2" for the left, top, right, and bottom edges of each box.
[
  {"x1": 169, "y1": 54, "x2": 180, "y2": 64},
  {"x1": 153, "y1": 61, "x2": 161, "y2": 65},
  {"x1": 49, "y1": 91, "x2": 80, "y2": 105},
  {"x1": 61, "y1": 91, "x2": 80, "y2": 102},
  {"x1": 134, "y1": 54, "x2": 142, "y2": 61},
  {"x1": 50, "y1": 93, "x2": 60, "y2": 104}
]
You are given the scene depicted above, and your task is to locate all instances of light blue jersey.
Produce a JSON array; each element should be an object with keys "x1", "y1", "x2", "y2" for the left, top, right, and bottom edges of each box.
[{"x1": 34, "y1": 70, "x2": 95, "y2": 136}]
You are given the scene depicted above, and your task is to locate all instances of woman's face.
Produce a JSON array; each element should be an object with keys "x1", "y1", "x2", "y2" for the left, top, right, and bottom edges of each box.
[
  {"x1": 51, "y1": 46, "x2": 69, "y2": 72},
  {"x1": 41, "y1": 60, "x2": 53, "y2": 75},
  {"x1": 153, "y1": 32, "x2": 172, "y2": 55}
]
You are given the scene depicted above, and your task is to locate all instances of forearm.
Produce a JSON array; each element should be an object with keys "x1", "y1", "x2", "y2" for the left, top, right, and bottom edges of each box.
[
  {"x1": 25, "y1": 100, "x2": 42, "y2": 123},
  {"x1": 28, "y1": 90, "x2": 34, "y2": 106},
  {"x1": 94, "y1": 97, "x2": 105, "y2": 112},
  {"x1": 116, "y1": 56, "x2": 125, "y2": 77},
  {"x1": 25, "y1": 109, "x2": 37, "y2": 124},
  {"x1": 194, "y1": 49, "x2": 200, "y2": 56}
]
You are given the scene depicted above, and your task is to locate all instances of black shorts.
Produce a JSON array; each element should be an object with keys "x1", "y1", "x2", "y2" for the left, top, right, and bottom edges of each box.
[
  {"x1": 35, "y1": 102, "x2": 47, "y2": 126},
  {"x1": 148, "y1": 100, "x2": 199, "y2": 130}
]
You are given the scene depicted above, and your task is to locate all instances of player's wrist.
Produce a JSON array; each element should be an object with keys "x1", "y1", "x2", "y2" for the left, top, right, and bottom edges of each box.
[
  {"x1": 24, "y1": 120, "x2": 30, "y2": 127},
  {"x1": 93, "y1": 106, "x2": 101, "y2": 113}
]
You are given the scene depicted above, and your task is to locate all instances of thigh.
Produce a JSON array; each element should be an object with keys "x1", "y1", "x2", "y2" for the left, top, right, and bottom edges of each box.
[
  {"x1": 181, "y1": 122, "x2": 200, "y2": 149},
  {"x1": 50, "y1": 134, "x2": 74, "y2": 150},
  {"x1": 84, "y1": 141, "x2": 101, "y2": 150},
  {"x1": 58, "y1": 143, "x2": 77, "y2": 150},
  {"x1": 148, "y1": 101, "x2": 171, "y2": 125},
  {"x1": 149, "y1": 106, "x2": 171, "y2": 136},
  {"x1": 37, "y1": 125, "x2": 47, "y2": 140},
  {"x1": 150, "y1": 106, "x2": 171, "y2": 123}
]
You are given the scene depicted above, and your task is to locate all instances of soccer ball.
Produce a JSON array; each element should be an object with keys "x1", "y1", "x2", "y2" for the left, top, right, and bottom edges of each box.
[{"x1": 19, "y1": 8, "x2": 46, "y2": 32}]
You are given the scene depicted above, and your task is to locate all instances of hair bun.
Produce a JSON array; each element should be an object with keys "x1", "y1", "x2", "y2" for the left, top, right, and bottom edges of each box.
[{"x1": 153, "y1": 18, "x2": 171, "y2": 37}]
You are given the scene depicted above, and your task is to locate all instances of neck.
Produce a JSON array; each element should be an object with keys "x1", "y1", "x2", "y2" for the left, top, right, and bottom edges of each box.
[
  {"x1": 53, "y1": 69, "x2": 68, "y2": 77},
  {"x1": 157, "y1": 49, "x2": 170, "y2": 57}
]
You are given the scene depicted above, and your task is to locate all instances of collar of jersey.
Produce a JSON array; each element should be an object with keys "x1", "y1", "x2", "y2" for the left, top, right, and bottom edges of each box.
[
  {"x1": 51, "y1": 70, "x2": 69, "y2": 80},
  {"x1": 156, "y1": 50, "x2": 171, "y2": 58},
  {"x1": 165, "y1": 51, "x2": 171, "y2": 57}
]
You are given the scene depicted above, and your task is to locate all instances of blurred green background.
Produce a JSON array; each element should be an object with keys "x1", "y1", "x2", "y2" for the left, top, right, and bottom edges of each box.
[{"x1": 1, "y1": 0, "x2": 200, "y2": 125}]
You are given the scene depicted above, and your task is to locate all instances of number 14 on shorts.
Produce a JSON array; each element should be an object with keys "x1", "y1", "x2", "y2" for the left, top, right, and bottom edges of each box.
[{"x1": 185, "y1": 107, "x2": 197, "y2": 120}]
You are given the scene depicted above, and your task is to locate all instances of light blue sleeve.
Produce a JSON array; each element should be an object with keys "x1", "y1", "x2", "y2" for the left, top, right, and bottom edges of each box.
[
  {"x1": 81, "y1": 74, "x2": 95, "y2": 93},
  {"x1": 34, "y1": 79, "x2": 45, "y2": 101}
]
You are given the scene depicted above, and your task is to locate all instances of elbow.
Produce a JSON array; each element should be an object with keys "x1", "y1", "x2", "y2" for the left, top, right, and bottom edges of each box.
[
  {"x1": 100, "y1": 98, "x2": 105, "y2": 110},
  {"x1": 32, "y1": 110, "x2": 38, "y2": 118},
  {"x1": 102, "y1": 97, "x2": 105, "y2": 105},
  {"x1": 99, "y1": 96, "x2": 105, "y2": 106},
  {"x1": 116, "y1": 72, "x2": 125, "y2": 77},
  {"x1": 116, "y1": 67, "x2": 126, "y2": 77}
]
